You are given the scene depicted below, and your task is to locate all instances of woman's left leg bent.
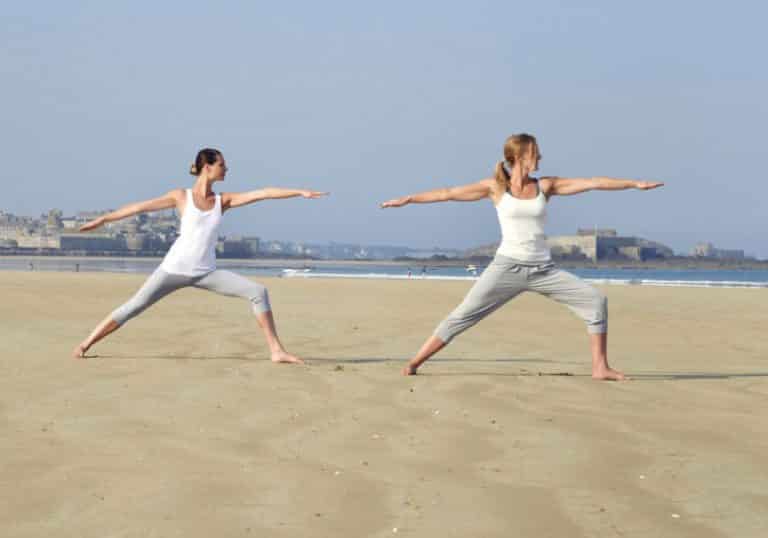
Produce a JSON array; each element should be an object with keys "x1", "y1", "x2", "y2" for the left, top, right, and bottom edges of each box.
[
  {"x1": 194, "y1": 270, "x2": 302, "y2": 364},
  {"x1": 193, "y1": 270, "x2": 271, "y2": 314},
  {"x1": 528, "y1": 268, "x2": 607, "y2": 334},
  {"x1": 529, "y1": 267, "x2": 624, "y2": 379}
]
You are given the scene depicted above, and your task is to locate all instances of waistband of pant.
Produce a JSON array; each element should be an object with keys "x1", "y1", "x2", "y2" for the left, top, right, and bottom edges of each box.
[{"x1": 492, "y1": 253, "x2": 554, "y2": 267}]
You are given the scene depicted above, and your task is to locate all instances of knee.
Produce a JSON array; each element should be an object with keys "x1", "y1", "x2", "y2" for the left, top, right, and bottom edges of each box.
[
  {"x1": 249, "y1": 285, "x2": 271, "y2": 314},
  {"x1": 435, "y1": 308, "x2": 475, "y2": 343},
  {"x1": 434, "y1": 319, "x2": 458, "y2": 344},
  {"x1": 586, "y1": 290, "x2": 608, "y2": 333},
  {"x1": 111, "y1": 301, "x2": 139, "y2": 325},
  {"x1": 595, "y1": 292, "x2": 607, "y2": 317}
]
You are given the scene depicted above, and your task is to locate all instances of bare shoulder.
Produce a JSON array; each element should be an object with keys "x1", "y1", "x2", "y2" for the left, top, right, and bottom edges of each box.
[
  {"x1": 478, "y1": 177, "x2": 496, "y2": 189},
  {"x1": 219, "y1": 191, "x2": 244, "y2": 212},
  {"x1": 476, "y1": 177, "x2": 497, "y2": 195},
  {"x1": 164, "y1": 188, "x2": 186, "y2": 209},
  {"x1": 480, "y1": 177, "x2": 502, "y2": 202},
  {"x1": 219, "y1": 191, "x2": 237, "y2": 206},
  {"x1": 167, "y1": 188, "x2": 186, "y2": 199},
  {"x1": 538, "y1": 176, "x2": 559, "y2": 196}
]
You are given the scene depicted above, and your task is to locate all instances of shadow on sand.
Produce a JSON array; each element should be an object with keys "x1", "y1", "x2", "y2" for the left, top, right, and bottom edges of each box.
[
  {"x1": 82, "y1": 354, "x2": 768, "y2": 381},
  {"x1": 628, "y1": 372, "x2": 768, "y2": 381}
]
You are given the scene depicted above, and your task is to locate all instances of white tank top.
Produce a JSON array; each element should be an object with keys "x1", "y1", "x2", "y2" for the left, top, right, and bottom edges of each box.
[
  {"x1": 161, "y1": 189, "x2": 222, "y2": 276},
  {"x1": 495, "y1": 181, "x2": 551, "y2": 262}
]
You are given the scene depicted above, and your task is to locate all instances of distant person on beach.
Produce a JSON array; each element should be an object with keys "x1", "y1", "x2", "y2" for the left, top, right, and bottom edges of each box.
[
  {"x1": 73, "y1": 148, "x2": 327, "y2": 363},
  {"x1": 381, "y1": 133, "x2": 663, "y2": 380}
]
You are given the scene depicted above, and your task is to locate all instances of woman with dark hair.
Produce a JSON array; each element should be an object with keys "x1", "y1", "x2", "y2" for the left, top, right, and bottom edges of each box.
[
  {"x1": 73, "y1": 148, "x2": 327, "y2": 364},
  {"x1": 381, "y1": 134, "x2": 663, "y2": 380}
]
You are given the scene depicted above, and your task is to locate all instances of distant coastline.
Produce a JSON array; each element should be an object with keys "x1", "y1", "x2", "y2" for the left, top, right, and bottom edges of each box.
[{"x1": 2, "y1": 252, "x2": 768, "y2": 271}]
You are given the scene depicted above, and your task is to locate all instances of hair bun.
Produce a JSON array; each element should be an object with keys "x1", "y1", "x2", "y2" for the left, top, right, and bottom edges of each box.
[{"x1": 189, "y1": 164, "x2": 198, "y2": 176}]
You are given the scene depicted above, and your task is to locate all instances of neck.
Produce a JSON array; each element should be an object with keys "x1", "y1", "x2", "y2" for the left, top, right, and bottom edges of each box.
[
  {"x1": 507, "y1": 164, "x2": 531, "y2": 189},
  {"x1": 193, "y1": 176, "x2": 214, "y2": 196}
]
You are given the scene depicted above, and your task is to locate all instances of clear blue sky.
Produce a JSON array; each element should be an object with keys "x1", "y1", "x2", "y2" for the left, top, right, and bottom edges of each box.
[{"x1": 3, "y1": 1, "x2": 766, "y2": 257}]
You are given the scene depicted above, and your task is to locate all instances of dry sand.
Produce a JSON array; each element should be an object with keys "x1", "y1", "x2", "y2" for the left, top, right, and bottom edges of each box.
[{"x1": 1, "y1": 271, "x2": 767, "y2": 537}]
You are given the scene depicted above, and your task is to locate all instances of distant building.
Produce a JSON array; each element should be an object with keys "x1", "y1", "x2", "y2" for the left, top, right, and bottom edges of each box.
[
  {"x1": 577, "y1": 228, "x2": 617, "y2": 237},
  {"x1": 691, "y1": 242, "x2": 745, "y2": 260},
  {"x1": 548, "y1": 235, "x2": 598, "y2": 261},
  {"x1": 217, "y1": 235, "x2": 263, "y2": 257},
  {"x1": 60, "y1": 233, "x2": 127, "y2": 251},
  {"x1": 405, "y1": 248, "x2": 460, "y2": 259},
  {"x1": 242, "y1": 236, "x2": 260, "y2": 254},
  {"x1": 60, "y1": 217, "x2": 79, "y2": 230},
  {"x1": 465, "y1": 229, "x2": 673, "y2": 261},
  {"x1": 46, "y1": 209, "x2": 63, "y2": 232},
  {"x1": 125, "y1": 233, "x2": 148, "y2": 251},
  {"x1": 549, "y1": 229, "x2": 672, "y2": 261},
  {"x1": 15, "y1": 232, "x2": 61, "y2": 249}
]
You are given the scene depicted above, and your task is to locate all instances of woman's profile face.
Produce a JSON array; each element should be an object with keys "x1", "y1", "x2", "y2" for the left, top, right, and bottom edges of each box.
[
  {"x1": 521, "y1": 146, "x2": 541, "y2": 175},
  {"x1": 209, "y1": 156, "x2": 228, "y2": 181}
]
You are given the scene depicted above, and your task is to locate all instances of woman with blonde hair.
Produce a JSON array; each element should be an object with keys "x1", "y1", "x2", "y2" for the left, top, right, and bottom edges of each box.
[
  {"x1": 381, "y1": 134, "x2": 663, "y2": 380},
  {"x1": 73, "y1": 148, "x2": 327, "y2": 364}
]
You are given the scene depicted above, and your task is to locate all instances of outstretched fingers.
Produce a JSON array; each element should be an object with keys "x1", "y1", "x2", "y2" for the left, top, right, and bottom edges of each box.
[
  {"x1": 380, "y1": 197, "x2": 408, "y2": 208},
  {"x1": 302, "y1": 191, "x2": 330, "y2": 199},
  {"x1": 79, "y1": 218, "x2": 105, "y2": 232}
]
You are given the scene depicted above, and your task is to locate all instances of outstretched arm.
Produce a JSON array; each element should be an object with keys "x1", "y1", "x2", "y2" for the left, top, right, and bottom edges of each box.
[
  {"x1": 380, "y1": 179, "x2": 493, "y2": 208},
  {"x1": 222, "y1": 188, "x2": 328, "y2": 211},
  {"x1": 79, "y1": 190, "x2": 182, "y2": 232},
  {"x1": 540, "y1": 177, "x2": 664, "y2": 197}
]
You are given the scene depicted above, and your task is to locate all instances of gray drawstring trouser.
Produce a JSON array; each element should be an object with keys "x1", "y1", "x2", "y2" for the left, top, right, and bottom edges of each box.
[
  {"x1": 111, "y1": 268, "x2": 271, "y2": 325},
  {"x1": 435, "y1": 254, "x2": 607, "y2": 343}
]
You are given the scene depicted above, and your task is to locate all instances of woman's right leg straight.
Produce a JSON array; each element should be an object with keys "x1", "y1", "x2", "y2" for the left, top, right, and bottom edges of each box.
[
  {"x1": 73, "y1": 268, "x2": 191, "y2": 358},
  {"x1": 404, "y1": 258, "x2": 527, "y2": 375}
]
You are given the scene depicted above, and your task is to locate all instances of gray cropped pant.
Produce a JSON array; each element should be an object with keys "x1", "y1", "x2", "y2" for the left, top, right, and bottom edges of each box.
[
  {"x1": 435, "y1": 255, "x2": 607, "y2": 343},
  {"x1": 111, "y1": 268, "x2": 271, "y2": 325}
]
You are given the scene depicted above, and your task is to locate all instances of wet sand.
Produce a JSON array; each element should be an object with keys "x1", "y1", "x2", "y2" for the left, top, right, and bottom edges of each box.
[{"x1": 1, "y1": 271, "x2": 766, "y2": 537}]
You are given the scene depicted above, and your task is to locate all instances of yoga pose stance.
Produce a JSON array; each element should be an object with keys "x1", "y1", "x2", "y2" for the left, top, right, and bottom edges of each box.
[
  {"x1": 381, "y1": 134, "x2": 663, "y2": 380},
  {"x1": 73, "y1": 148, "x2": 327, "y2": 363}
]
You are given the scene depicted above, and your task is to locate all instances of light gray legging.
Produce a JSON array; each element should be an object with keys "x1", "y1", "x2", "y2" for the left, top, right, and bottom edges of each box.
[
  {"x1": 435, "y1": 254, "x2": 607, "y2": 343},
  {"x1": 111, "y1": 268, "x2": 271, "y2": 325}
]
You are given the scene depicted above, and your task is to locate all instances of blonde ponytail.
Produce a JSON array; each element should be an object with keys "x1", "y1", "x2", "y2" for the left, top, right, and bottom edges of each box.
[{"x1": 494, "y1": 160, "x2": 509, "y2": 191}]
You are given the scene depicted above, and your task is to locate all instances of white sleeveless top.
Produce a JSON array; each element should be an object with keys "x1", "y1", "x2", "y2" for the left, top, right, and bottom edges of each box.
[
  {"x1": 495, "y1": 181, "x2": 551, "y2": 263},
  {"x1": 161, "y1": 189, "x2": 222, "y2": 276}
]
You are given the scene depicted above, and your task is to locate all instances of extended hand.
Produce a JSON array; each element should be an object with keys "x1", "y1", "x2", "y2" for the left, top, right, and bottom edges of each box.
[
  {"x1": 636, "y1": 181, "x2": 664, "y2": 190},
  {"x1": 79, "y1": 217, "x2": 106, "y2": 232},
  {"x1": 380, "y1": 196, "x2": 411, "y2": 208},
  {"x1": 301, "y1": 190, "x2": 329, "y2": 199}
]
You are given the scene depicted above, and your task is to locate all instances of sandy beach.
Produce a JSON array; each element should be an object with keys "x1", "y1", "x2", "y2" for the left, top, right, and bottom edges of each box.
[{"x1": 1, "y1": 271, "x2": 766, "y2": 537}]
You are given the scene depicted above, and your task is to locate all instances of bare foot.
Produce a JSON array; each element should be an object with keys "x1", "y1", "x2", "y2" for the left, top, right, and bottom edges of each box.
[
  {"x1": 270, "y1": 350, "x2": 304, "y2": 365},
  {"x1": 402, "y1": 364, "x2": 418, "y2": 376},
  {"x1": 72, "y1": 344, "x2": 88, "y2": 359},
  {"x1": 592, "y1": 367, "x2": 627, "y2": 381}
]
